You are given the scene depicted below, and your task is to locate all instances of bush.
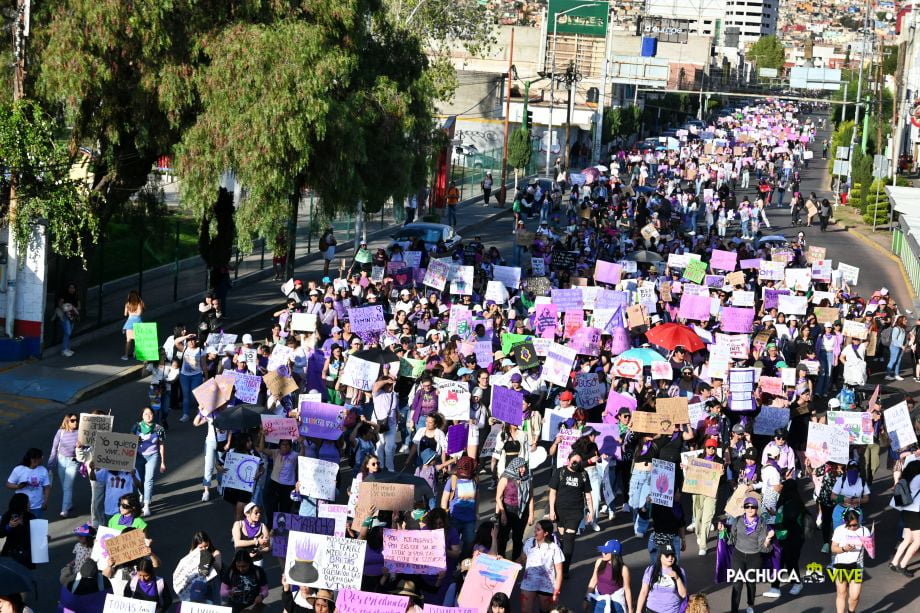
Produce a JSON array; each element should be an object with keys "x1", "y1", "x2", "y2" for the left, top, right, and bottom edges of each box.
[{"x1": 848, "y1": 183, "x2": 862, "y2": 209}]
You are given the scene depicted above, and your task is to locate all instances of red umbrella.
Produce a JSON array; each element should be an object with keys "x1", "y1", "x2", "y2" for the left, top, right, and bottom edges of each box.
[{"x1": 645, "y1": 323, "x2": 705, "y2": 353}]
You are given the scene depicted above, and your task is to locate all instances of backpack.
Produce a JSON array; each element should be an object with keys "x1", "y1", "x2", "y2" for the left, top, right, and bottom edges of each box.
[
  {"x1": 894, "y1": 478, "x2": 915, "y2": 507},
  {"x1": 319, "y1": 234, "x2": 329, "y2": 251},
  {"x1": 836, "y1": 386, "x2": 857, "y2": 411},
  {"x1": 880, "y1": 326, "x2": 894, "y2": 347}
]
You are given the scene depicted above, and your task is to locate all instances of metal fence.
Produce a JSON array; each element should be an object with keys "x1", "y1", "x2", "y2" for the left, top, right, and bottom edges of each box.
[{"x1": 450, "y1": 141, "x2": 544, "y2": 202}]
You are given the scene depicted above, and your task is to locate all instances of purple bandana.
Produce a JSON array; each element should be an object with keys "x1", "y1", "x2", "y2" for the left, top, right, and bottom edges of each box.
[{"x1": 743, "y1": 513, "x2": 759, "y2": 535}]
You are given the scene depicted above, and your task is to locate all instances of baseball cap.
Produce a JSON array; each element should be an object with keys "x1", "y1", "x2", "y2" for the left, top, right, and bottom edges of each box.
[
  {"x1": 331, "y1": 326, "x2": 342, "y2": 334},
  {"x1": 294, "y1": 279, "x2": 303, "y2": 286},
  {"x1": 743, "y1": 497, "x2": 759, "y2": 508},
  {"x1": 560, "y1": 391, "x2": 574, "y2": 402},
  {"x1": 766, "y1": 447, "x2": 780, "y2": 458},
  {"x1": 597, "y1": 539, "x2": 622, "y2": 555},
  {"x1": 732, "y1": 423, "x2": 745, "y2": 435},
  {"x1": 242, "y1": 333, "x2": 254, "y2": 345},
  {"x1": 510, "y1": 373, "x2": 523, "y2": 383},
  {"x1": 660, "y1": 544, "x2": 677, "y2": 556},
  {"x1": 704, "y1": 438, "x2": 719, "y2": 448},
  {"x1": 501, "y1": 359, "x2": 515, "y2": 367},
  {"x1": 458, "y1": 368, "x2": 474, "y2": 377},
  {"x1": 827, "y1": 398, "x2": 841, "y2": 409}
]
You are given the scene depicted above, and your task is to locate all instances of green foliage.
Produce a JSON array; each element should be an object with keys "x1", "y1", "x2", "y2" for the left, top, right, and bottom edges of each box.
[
  {"x1": 884, "y1": 45, "x2": 898, "y2": 76},
  {"x1": 848, "y1": 183, "x2": 862, "y2": 209},
  {"x1": 508, "y1": 127, "x2": 532, "y2": 171},
  {"x1": 602, "y1": 107, "x2": 623, "y2": 144},
  {"x1": 0, "y1": 99, "x2": 97, "y2": 262},
  {"x1": 747, "y1": 35, "x2": 785, "y2": 70},
  {"x1": 198, "y1": 187, "x2": 235, "y2": 270}
]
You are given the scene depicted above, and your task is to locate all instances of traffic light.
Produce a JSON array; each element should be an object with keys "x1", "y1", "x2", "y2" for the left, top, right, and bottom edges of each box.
[{"x1": 525, "y1": 110, "x2": 533, "y2": 129}]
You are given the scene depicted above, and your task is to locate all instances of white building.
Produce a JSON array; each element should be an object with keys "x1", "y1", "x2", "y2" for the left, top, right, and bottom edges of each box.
[{"x1": 644, "y1": 0, "x2": 778, "y2": 47}]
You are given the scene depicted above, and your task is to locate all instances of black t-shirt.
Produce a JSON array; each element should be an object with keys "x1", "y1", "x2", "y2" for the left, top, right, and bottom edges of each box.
[{"x1": 549, "y1": 467, "x2": 591, "y2": 512}]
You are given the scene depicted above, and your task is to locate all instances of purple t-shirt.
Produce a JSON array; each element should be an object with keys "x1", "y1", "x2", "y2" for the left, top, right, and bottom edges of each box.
[{"x1": 642, "y1": 566, "x2": 685, "y2": 613}]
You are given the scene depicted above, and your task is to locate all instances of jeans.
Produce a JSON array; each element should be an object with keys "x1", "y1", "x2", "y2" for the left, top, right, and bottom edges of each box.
[
  {"x1": 512, "y1": 245, "x2": 525, "y2": 267},
  {"x1": 375, "y1": 427, "x2": 398, "y2": 472},
  {"x1": 56, "y1": 455, "x2": 79, "y2": 513},
  {"x1": 139, "y1": 452, "x2": 159, "y2": 505},
  {"x1": 647, "y1": 533, "x2": 683, "y2": 565},
  {"x1": 90, "y1": 478, "x2": 105, "y2": 527},
  {"x1": 741, "y1": 219, "x2": 750, "y2": 237},
  {"x1": 203, "y1": 437, "x2": 220, "y2": 488},
  {"x1": 454, "y1": 518, "x2": 477, "y2": 556},
  {"x1": 540, "y1": 201, "x2": 550, "y2": 224},
  {"x1": 817, "y1": 350, "x2": 834, "y2": 396},
  {"x1": 887, "y1": 346, "x2": 904, "y2": 377},
  {"x1": 628, "y1": 470, "x2": 652, "y2": 518},
  {"x1": 446, "y1": 205, "x2": 457, "y2": 226},
  {"x1": 180, "y1": 372, "x2": 204, "y2": 417},
  {"x1": 587, "y1": 465, "x2": 602, "y2": 519},
  {"x1": 59, "y1": 317, "x2": 73, "y2": 351}
]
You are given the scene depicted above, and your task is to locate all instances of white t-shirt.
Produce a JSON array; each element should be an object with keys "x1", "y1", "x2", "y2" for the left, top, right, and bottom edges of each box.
[
  {"x1": 832, "y1": 476, "x2": 870, "y2": 500},
  {"x1": 520, "y1": 539, "x2": 565, "y2": 593},
  {"x1": 6, "y1": 465, "x2": 51, "y2": 510},
  {"x1": 372, "y1": 389, "x2": 399, "y2": 431},
  {"x1": 95, "y1": 469, "x2": 141, "y2": 517},
  {"x1": 831, "y1": 524, "x2": 870, "y2": 566}
]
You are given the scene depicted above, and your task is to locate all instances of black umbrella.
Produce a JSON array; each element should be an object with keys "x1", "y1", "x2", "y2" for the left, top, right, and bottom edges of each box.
[
  {"x1": 626, "y1": 250, "x2": 663, "y2": 263},
  {"x1": 367, "y1": 471, "x2": 435, "y2": 503},
  {"x1": 0, "y1": 557, "x2": 36, "y2": 599},
  {"x1": 212, "y1": 403, "x2": 266, "y2": 431},
  {"x1": 353, "y1": 347, "x2": 401, "y2": 365}
]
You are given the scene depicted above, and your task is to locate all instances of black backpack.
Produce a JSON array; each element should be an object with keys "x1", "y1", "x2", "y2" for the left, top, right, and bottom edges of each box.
[{"x1": 894, "y1": 478, "x2": 915, "y2": 507}]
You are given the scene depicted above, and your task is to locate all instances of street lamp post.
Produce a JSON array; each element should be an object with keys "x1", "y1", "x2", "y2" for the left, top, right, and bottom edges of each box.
[{"x1": 546, "y1": 1, "x2": 607, "y2": 177}]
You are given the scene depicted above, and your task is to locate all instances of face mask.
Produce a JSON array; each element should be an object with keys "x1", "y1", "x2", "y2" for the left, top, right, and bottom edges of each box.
[
  {"x1": 411, "y1": 509, "x2": 426, "y2": 521},
  {"x1": 570, "y1": 461, "x2": 583, "y2": 472}
]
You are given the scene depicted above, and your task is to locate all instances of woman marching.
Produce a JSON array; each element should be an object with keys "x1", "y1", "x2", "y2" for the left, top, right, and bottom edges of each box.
[
  {"x1": 132, "y1": 408, "x2": 167, "y2": 517},
  {"x1": 49, "y1": 413, "x2": 80, "y2": 518},
  {"x1": 122, "y1": 290, "x2": 145, "y2": 361},
  {"x1": 585, "y1": 539, "x2": 633, "y2": 613},
  {"x1": 634, "y1": 544, "x2": 688, "y2": 613},
  {"x1": 831, "y1": 509, "x2": 870, "y2": 613}
]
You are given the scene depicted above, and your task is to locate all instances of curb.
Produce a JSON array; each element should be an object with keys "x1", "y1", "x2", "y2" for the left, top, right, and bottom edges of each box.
[
  {"x1": 834, "y1": 221, "x2": 918, "y2": 303},
  {"x1": 57, "y1": 205, "x2": 513, "y2": 405}
]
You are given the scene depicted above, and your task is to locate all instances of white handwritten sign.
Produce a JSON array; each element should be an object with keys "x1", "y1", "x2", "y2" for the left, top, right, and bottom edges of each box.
[{"x1": 298, "y1": 456, "x2": 339, "y2": 501}]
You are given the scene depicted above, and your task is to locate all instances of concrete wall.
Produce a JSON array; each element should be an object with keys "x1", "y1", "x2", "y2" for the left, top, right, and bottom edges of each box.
[
  {"x1": 0, "y1": 225, "x2": 48, "y2": 339},
  {"x1": 436, "y1": 71, "x2": 504, "y2": 119},
  {"x1": 445, "y1": 26, "x2": 543, "y2": 78}
]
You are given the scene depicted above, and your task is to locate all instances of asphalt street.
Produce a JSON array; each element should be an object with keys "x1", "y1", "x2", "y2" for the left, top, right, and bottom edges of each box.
[{"x1": 2, "y1": 113, "x2": 918, "y2": 612}]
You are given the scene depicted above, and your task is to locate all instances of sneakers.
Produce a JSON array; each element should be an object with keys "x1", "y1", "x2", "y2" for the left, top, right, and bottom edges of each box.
[
  {"x1": 621, "y1": 503, "x2": 631, "y2": 513},
  {"x1": 895, "y1": 375, "x2": 905, "y2": 381},
  {"x1": 745, "y1": 608, "x2": 754, "y2": 613},
  {"x1": 885, "y1": 375, "x2": 895, "y2": 381},
  {"x1": 599, "y1": 504, "x2": 609, "y2": 515},
  {"x1": 120, "y1": 355, "x2": 129, "y2": 361},
  {"x1": 398, "y1": 444, "x2": 410, "y2": 454},
  {"x1": 201, "y1": 489, "x2": 210, "y2": 502},
  {"x1": 179, "y1": 415, "x2": 190, "y2": 422},
  {"x1": 61, "y1": 349, "x2": 74, "y2": 357},
  {"x1": 142, "y1": 504, "x2": 151, "y2": 517},
  {"x1": 686, "y1": 524, "x2": 696, "y2": 533},
  {"x1": 763, "y1": 588, "x2": 781, "y2": 598},
  {"x1": 789, "y1": 583, "x2": 803, "y2": 595},
  {"x1": 592, "y1": 522, "x2": 601, "y2": 532},
  {"x1": 698, "y1": 548, "x2": 707, "y2": 556}
]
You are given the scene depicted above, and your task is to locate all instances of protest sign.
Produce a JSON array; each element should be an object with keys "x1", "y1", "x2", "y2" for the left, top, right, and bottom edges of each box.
[
  {"x1": 531, "y1": 257, "x2": 545, "y2": 276},
  {"x1": 679, "y1": 294, "x2": 711, "y2": 321},
  {"x1": 179, "y1": 605, "x2": 232, "y2": 613},
  {"x1": 485, "y1": 280, "x2": 509, "y2": 304},
  {"x1": 221, "y1": 451, "x2": 261, "y2": 492},
  {"x1": 777, "y1": 295, "x2": 808, "y2": 315},
  {"x1": 93, "y1": 432, "x2": 138, "y2": 472},
  {"x1": 500, "y1": 333, "x2": 531, "y2": 356},
  {"x1": 604, "y1": 391, "x2": 637, "y2": 423},
  {"x1": 291, "y1": 313, "x2": 318, "y2": 332},
  {"x1": 758, "y1": 376, "x2": 784, "y2": 396},
  {"x1": 596, "y1": 289, "x2": 629, "y2": 310},
  {"x1": 740, "y1": 258, "x2": 761, "y2": 269},
  {"x1": 317, "y1": 502, "x2": 349, "y2": 538},
  {"x1": 542, "y1": 408, "x2": 574, "y2": 441},
  {"x1": 450, "y1": 265, "x2": 474, "y2": 295},
  {"x1": 77, "y1": 413, "x2": 113, "y2": 447},
  {"x1": 806, "y1": 422, "x2": 850, "y2": 466},
  {"x1": 534, "y1": 304, "x2": 558, "y2": 338},
  {"x1": 348, "y1": 306, "x2": 386, "y2": 334},
  {"x1": 437, "y1": 380, "x2": 471, "y2": 421},
  {"x1": 105, "y1": 528, "x2": 151, "y2": 566},
  {"x1": 563, "y1": 311, "x2": 584, "y2": 338},
  {"x1": 285, "y1": 532, "x2": 367, "y2": 589},
  {"x1": 651, "y1": 361, "x2": 672, "y2": 380},
  {"x1": 339, "y1": 355, "x2": 380, "y2": 391},
  {"x1": 842, "y1": 320, "x2": 868, "y2": 340},
  {"x1": 710, "y1": 249, "x2": 738, "y2": 272},
  {"x1": 542, "y1": 343, "x2": 577, "y2": 387},
  {"x1": 630, "y1": 410, "x2": 673, "y2": 435},
  {"x1": 511, "y1": 340, "x2": 539, "y2": 370},
  {"x1": 574, "y1": 373, "x2": 605, "y2": 408},
  {"x1": 704, "y1": 274, "x2": 725, "y2": 289},
  {"x1": 684, "y1": 259, "x2": 707, "y2": 283},
  {"x1": 728, "y1": 368, "x2": 756, "y2": 412},
  {"x1": 426, "y1": 607, "x2": 476, "y2": 613},
  {"x1": 884, "y1": 402, "x2": 918, "y2": 451},
  {"x1": 103, "y1": 595, "x2": 156, "y2": 613},
  {"x1": 29, "y1": 518, "x2": 48, "y2": 564},
  {"x1": 230, "y1": 372, "x2": 261, "y2": 404},
  {"x1": 263, "y1": 370, "x2": 299, "y2": 398},
  {"x1": 814, "y1": 307, "x2": 838, "y2": 324},
  {"x1": 683, "y1": 458, "x2": 722, "y2": 497},
  {"x1": 493, "y1": 265, "x2": 521, "y2": 289},
  {"x1": 725, "y1": 486, "x2": 760, "y2": 518},
  {"x1": 733, "y1": 290, "x2": 754, "y2": 307},
  {"x1": 759, "y1": 260, "x2": 785, "y2": 281},
  {"x1": 611, "y1": 356, "x2": 643, "y2": 380},
  {"x1": 725, "y1": 271, "x2": 746, "y2": 288},
  {"x1": 570, "y1": 327, "x2": 601, "y2": 356},
  {"x1": 354, "y1": 482, "x2": 415, "y2": 526},
  {"x1": 595, "y1": 260, "x2": 623, "y2": 285},
  {"x1": 555, "y1": 428, "x2": 580, "y2": 468},
  {"x1": 811, "y1": 260, "x2": 832, "y2": 281},
  {"x1": 785, "y1": 268, "x2": 812, "y2": 291},
  {"x1": 650, "y1": 459, "x2": 676, "y2": 506},
  {"x1": 132, "y1": 323, "x2": 159, "y2": 361},
  {"x1": 192, "y1": 377, "x2": 235, "y2": 416},
  {"x1": 522, "y1": 277, "x2": 552, "y2": 296},
  {"x1": 448, "y1": 305, "x2": 473, "y2": 338},
  {"x1": 457, "y1": 555, "x2": 521, "y2": 611},
  {"x1": 271, "y1": 513, "x2": 335, "y2": 558},
  {"x1": 383, "y1": 528, "x2": 447, "y2": 575},
  {"x1": 753, "y1": 406, "x2": 790, "y2": 436},
  {"x1": 447, "y1": 424, "x2": 470, "y2": 455},
  {"x1": 243, "y1": 348, "x2": 258, "y2": 373},
  {"x1": 337, "y1": 590, "x2": 409, "y2": 613},
  {"x1": 721, "y1": 307, "x2": 755, "y2": 333},
  {"x1": 657, "y1": 397, "x2": 689, "y2": 424},
  {"x1": 403, "y1": 251, "x2": 422, "y2": 268},
  {"x1": 298, "y1": 457, "x2": 338, "y2": 500},
  {"x1": 827, "y1": 411, "x2": 873, "y2": 444},
  {"x1": 550, "y1": 289, "x2": 584, "y2": 312},
  {"x1": 267, "y1": 344, "x2": 293, "y2": 371},
  {"x1": 424, "y1": 260, "x2": 450, "y2": 291},
  {"x1": 299, "y1": 402, "x2": 346, "y2": 440},
  {"x1": 261, "y1": 416, "x2": 300, "y2": 443},
  {"x1": 837, "y1": 263, "x2": 860, "y2": 285},
  {"x1": 491, "y1": 385, "x2": 524, "y2": 426}
]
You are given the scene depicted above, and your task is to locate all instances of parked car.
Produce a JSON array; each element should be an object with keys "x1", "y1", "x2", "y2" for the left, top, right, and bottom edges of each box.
[{"x1": 389, "y1": 223, "x2": 462, "y2": 252}]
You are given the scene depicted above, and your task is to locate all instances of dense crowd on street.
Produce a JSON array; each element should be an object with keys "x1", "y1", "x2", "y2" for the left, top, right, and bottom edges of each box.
[{"x1": 3, "y1": 99, "x2": 920, "y2": 613}]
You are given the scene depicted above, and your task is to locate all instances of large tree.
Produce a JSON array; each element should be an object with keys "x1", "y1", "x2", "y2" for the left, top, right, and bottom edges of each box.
[{"x1": 747, "y1": 35, "x2": 786, "y2": 71}]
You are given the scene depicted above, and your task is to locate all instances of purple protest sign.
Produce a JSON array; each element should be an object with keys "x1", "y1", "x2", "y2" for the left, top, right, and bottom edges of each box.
[
  {"x1": 348, "y1": 306, "x2": 386, "y2": 333},
  {"x1": 596, "y1": 290, "x2": 629, "y2": 310},
  {"x1": 447, "y1": 424, "x2": 469, "y2": 455},
  {"x1": 299, "y1": 401, "x2": 347, "y2": 440},
  {"x1": 595, "y1": 260, "x2": 623, "y2": 285},
  {"x1": 570, "y1": 327, "x2": 601, "y2": 356},
  {"x1": 551, "y1": 289, "x2": 584, "y2": 312},
  {"x1": 763, "y1": 288, "x2": 790, "y2": 310},
  {"x1": 271, "y1": 512, "x2": 335, "y2": 558},
  {"x1": 604, "y1": 391, "x2": 637, "y2": 422},
  {"x1": 704, "y1": 275, "x2": 725, "y2": 288},
  {"x1": 491, "y1": 385, "x2": 524, "y2": 426},
  {"x1": 534, "y1": 304, "x2": 558, "y2": 338},
  {"x1": 710, "y1": 249, "x2": 738, "y2": 272},
  {"x1": 678, "y1": 294, "x2": 711, "y2": 321},
  {"x1": 739, "y1": 258, "x2": 761, "y2": 269},
  {"x1": 588, "y1": 422, "x2": 623, "y2": 460},
  {"x1": 721, "y1": 307, "x2": 755, "y2": 333}
]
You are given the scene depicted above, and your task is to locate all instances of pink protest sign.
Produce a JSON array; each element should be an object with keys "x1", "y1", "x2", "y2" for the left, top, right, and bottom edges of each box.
[
  {"x1": 458, "y1": 555, "x2": 522, "y2": 611},
  {"x1": 595, "y1": 260, "x2": 623, "y2": 285},
  {"x1": 678, "y1": 294, "x2": 711, "y2": 321},
  {"x1": 604, "y1": 390, "x2": 638, "y2": 422},
  {"x1": 260, "y1": 416, "x2": 300, "y2": 443},
  {"x1": 563, "y1": 311, "x2": 584, "y2": 338},
  {"x1": 337, "y1": 589, "x2": 409, "y2": 613},
  {"x1": 721, "y1": 307, "x2": 755, "y2": 333},
  {"x1": 739, "y1": 258, "x2": 761, "y2": 269},
  {"x1": 710, "y1": 249, "x2": 738, "y2": 272},
  {"x1": 383, "y1": 528, "x2": 447, "y2": 574},
  {"x1": 570, "y1": 327, "x2": 601, "y2": 356},
  {"x1": 534, "y1": 304, "x2": 558, "y2": 338}
]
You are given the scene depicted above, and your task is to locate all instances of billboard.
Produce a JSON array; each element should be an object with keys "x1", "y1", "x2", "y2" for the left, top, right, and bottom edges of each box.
[
  {"x1": 789, "y1": 67, "x2": 841, "y2": 90},
  {"x1": 640, "y1": 17, "x2": 691, "y2": 44},
  {"x1": 547, "y1": 0, "x2": 609, "y2": 37},
  {"x1": 609, "y1": 56, "x2": 670, "y2": 88}
]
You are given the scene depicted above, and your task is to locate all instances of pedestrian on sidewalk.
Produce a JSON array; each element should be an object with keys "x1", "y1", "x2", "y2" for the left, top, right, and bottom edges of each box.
[
  {"x1": 271, "y1": 231, "x2": 287, "y2": 281},
  {"x1": 122, "y1": 291, "x2": 145, "y2": 361},
  {"x1": 446, "y1": 181, "x2": 460, "y2": 226},
  {"x1": 48, "y1": 413, "x2": 80, "y2": 518},
  {"x1": 819, "y1": 198, "x2": 832, "y2": 232},
  {"x1": 319, "y1": 227, "x2": 336, "y2": 277},
  {"x1": 481, "y1": 172, "x2": 493, "y2": 206},
  {"x1": 404, "y1": 193, "x2": 418, "y2": 225},
  {"x1": 55, "y1": 282, "x2": 80, "y2": 357}
]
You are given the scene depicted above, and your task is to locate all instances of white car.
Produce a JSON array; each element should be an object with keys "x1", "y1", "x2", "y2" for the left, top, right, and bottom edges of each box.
[{"x1": 389, "y1": 223, "x2": 461, "y2": 252}]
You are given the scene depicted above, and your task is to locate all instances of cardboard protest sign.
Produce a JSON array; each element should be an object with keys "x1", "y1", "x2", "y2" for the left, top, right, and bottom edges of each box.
[
  {"x1": 383, "y1": 528, "x2": 447, "y2": 574},
  {"x1": 626, "y1": 304, "x2": 650, "y2": 331},
  {"x1": 753, "y1": 406, "x2": 790, "y2": 436},
  {"x1": 650, "y1": 459, "x2": 676, "y2": 506},
  {"x1": 260, "y1": 416, "x2": 299, "y2": 443},
  {"x1": 297, "y1": 456, "x2": 338, "y2": 500},
  {"x1": 683, "y1": 457, "x2": 722, "y2": 497},
  {"x1": 271, "y1": 513, "x2": 335, "y2": 558},
  {"x1": 491, "y1": 385, "x2": 524, "y2": 426},
  {"x1": 726, "y1": 271, "x2": 746, "y2": 287},
  {"x1": 337, "y1": 590, "x2": 409, "y2": 613},
  {"x1": 103, "y1": 595, "x2": 156, "y2": 613},
  {"x1": 828, "y1": 411, "x2": 873, "y2": 444},
  {"x1": 132, "y1": 323, "x2": 159, "y2": 361},
  {"x1": 105, "y1": 528, "x2": 151, "y2": 566},
  {"x1": 814, "y1": 307, "x2": 838, "y2": 324},
  {"x1": 725, "y1": 485, "x2": 760, "y2": 517},
  {"x1": 192, "y1": 377, "x2": 235, "y2": 416},
  {"x1": 437, "y1": 379, "x2": 471, "y2": 421},
  {"x1": 884, "y1": 402, "x2": 918, "y2": 451},
  {"x1": 457, "y1": 555, "x2": 521, "y2": 611},
  {"x1": 806, "y1": 422, "x2": 850, "y2": 466},
  {"x1": 354, "y1": 481, "x2": 415, "y2": 527},
  {"x1": 842, "y1": 320, "x2": 868, "y2": 340},
  {"x1": 630, "y1": 410, "x2": 673, "y2": 435},
  {"x1": 78, "y1": 413, "x2": 114, "y2": 447},
  {"x1": 656, "y1": 397, "x2": 689, "y2": 424},
  {"x1": 93, "y1": 432, "x2": 138, "y2": 472},
  {"x1": 221, "y1": 451, "x2": 261, "y2": 492},
  {"x1": 338, "y1": 355, "x2": 380, "y2": 391},
  {"x1": 285, "y1": 531, "x2": 367, "y2": 589},
  {"x1": 262, "y1": 370, "x2": 299, "y2": 398}
]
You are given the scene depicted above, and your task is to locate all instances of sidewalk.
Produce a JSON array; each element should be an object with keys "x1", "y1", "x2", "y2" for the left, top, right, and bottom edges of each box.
[{"x1": 0, "y1": 192, "x2": 513, "y2": 405}]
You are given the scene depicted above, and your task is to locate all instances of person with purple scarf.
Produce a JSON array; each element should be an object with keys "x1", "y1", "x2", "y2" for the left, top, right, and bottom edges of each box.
[
  {"x1": 830, "y1": 459, "x2": 869, "y2": 530},
  {"x1": 720, "y1": 497, "x2": 775, "y2": 613},
  {"x1": 107, "y1": 492, "x2": 147, "y2": 534},
  {"x1": 815, "y1": 321, "x2": 842, "y2": 397}
]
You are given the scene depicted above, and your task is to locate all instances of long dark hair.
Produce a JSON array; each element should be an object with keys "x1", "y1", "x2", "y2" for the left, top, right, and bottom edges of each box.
[
  {"x1": 647, "y1": 554, "x2": 685, "y2": 591},
  {"x1": 6, "y1": 493, "x2": 29, "y2": 515},
  {"x1": 598, "y1": 551, "x2": 625, "y2": 583},
  {"x1": 119, "y1": 493, "x2": 142, "y2": 517},
  {"x1": 190, "y1": 530, "x2": 215, "y2": 553},
  {"x1": 20, "y1": 448, "x2": 42, "y2": 466},
  {"x1": 473, "y1": 521, "x2": 496, "y2": 550}
]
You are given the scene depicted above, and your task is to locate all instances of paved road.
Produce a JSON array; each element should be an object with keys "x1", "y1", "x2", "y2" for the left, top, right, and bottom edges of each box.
[{"x1": 3, "y1": 114, "x2": 919, "y2": 612}]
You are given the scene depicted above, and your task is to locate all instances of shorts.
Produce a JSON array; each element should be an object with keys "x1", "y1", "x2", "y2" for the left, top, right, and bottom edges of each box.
[
  {"x1": 834, "y1": 562, "x2": 861, "y2": 571},
  {"x1": 904, "y1": 510, "x2": 920, "y2": 531}
]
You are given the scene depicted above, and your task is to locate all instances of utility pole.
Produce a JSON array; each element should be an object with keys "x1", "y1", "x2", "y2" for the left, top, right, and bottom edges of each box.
[
  {"x1": 849, "y1": 0, "x2": 871, "y2": 163},
  {"x1": 6, "y1": 0, "x2": 29, "y2": 338},
  {"x1": 499, "y1": 27, "x2": 515, "y2": 206}
]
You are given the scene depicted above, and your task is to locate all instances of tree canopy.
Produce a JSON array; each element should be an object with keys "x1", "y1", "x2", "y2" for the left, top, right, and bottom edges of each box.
[{"x1": 747, "y1": 35, "x2": 786, "y2": 71}]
